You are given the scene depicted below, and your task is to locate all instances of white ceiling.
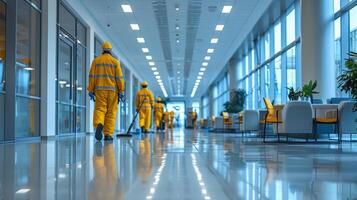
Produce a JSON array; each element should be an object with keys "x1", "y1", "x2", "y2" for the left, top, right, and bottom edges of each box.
[{"x1": 81, "y1": 0, "x2": 273, "y2": 100}]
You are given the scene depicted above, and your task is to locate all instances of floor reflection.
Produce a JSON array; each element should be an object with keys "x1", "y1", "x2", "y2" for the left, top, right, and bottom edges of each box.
[{"x1": 1, "y1": 130, "x2": 357, "y2": 199}]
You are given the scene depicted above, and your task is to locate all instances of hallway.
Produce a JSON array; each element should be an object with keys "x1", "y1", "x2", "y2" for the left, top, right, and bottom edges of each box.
[{"x1": 1, "y1": 129, "x2": 357, "y2": 199}]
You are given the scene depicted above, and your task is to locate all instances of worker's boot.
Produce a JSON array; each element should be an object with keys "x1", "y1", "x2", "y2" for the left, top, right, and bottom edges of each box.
[
  {"x1": 95, "y1": 124, "x2": 103, "y2": 141},
  {"x1": 141, "y1": 126, "x2": 145, "y2": 133},
  {"x1": 104, "y1": 135, "x2": 113, "y2": 141}
]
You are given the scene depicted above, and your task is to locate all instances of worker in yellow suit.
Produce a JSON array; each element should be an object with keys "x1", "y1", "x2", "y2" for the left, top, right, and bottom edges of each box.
[
  {"x1": 154, "y1": 97, "x2": 164, "y2": 131},
  {"x1": 169, "y1": 111, "x2": 175, "y2": 129},
  {"x1": 87, "y1": 41, "x2": 125, "y2": 141},
  {"x1": 192, "y1": 110, "x2": 198, "y2": 129},
  {"x1": 136, "y1": 81, "x2": 154, "y2": 133}
]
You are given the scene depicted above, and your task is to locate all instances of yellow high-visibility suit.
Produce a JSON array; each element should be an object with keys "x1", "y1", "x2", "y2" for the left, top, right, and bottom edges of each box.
[
  {"x1": 154, "y1": 102, "x2": 164, "y2": 129},
  {"x1": 89, "y1": 143, "x2": 123, "y2": 200},
  {"x1": 136, "y1": 88, "x2": 154, "y2": 132},
  {"x1": 169, "y1": 111, "x2": 175, "y2": 129},
  {"x1": 87, "y1": 53, "x2": 125, "y2": 136},
  {"x1": 137, "y1": 137, "x2": 152, "y2": 182},
  {"x1": 192, "y1": 111, "x2": 198, "y2": 129}
]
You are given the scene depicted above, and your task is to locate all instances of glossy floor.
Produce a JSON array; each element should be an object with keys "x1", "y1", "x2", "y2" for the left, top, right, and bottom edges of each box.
[{"x1": 1, "y1": 129, "x2": 357, "y2": 200}]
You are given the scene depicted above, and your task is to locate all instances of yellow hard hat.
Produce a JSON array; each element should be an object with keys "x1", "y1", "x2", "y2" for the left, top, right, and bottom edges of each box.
[
  {"x1": 157, "y1": 97, "x2": 162, "y2": 102},
  {"x1": 102, "y1": 41, "x2": 112, "y2": 51},
  {"x1": 141, "y1": 81, "x2": 148, "y2": 87}
]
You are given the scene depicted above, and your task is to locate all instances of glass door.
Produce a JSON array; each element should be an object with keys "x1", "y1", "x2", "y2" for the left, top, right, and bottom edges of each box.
[{"x1": 57, "y1": 33, "x2": 75, "y2": 134}]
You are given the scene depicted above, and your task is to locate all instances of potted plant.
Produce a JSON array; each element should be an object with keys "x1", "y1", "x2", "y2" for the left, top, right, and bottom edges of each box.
[
  {"x1": 287, "y1": 87, "x2": 302, "y2": 101},
  {"x1": 337, "y1": 52, "x2": 357, "y2": 111},
  {"x1": 301, "y1": 80, "x2": 319, "y2": 103},
  {"x1": 223, "y1": 89, "x2": 247, "y2": 113}
]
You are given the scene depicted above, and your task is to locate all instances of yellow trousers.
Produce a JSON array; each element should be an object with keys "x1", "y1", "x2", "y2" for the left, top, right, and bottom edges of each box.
[
  {"x1": 139, "y1": 106, "x2": 152, "y2": 131},
  {"x1": 154, "y1": 112, "x2": 163, "y2": 128},
  {"x1": 93, "y1": 90, "x2": 118, "y2": 136}
]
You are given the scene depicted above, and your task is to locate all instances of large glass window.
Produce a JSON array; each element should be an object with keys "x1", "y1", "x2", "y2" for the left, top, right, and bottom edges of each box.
[
  {"x1": 0, "y1": 1, "x2": 5, "y2": 141},
  {"x1": 286, "y1": 9, "x2": 296, "y2": 45},
  {"x1": 286, "y1": 47, "x2": 296, "y2": 88},
  {"x1": 274, "y1": 21, "x2": 282, "y2": 53},
  {"x1": 273, "y1": 57, "x2": 282, "y2": 104},
  {"x1": 57, "y1": 2, "x2": 87, "y2": 134},
  {"x1": 15, "y1": 0, "x2": 41, "y2": 138},
  {"x1": 350, "y1": 6, "x2": 357, "y2": 52}
]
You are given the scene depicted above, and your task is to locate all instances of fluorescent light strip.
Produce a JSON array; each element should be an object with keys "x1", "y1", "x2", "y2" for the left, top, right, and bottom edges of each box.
[
  {"x1": 204, "y1": 56, "x2": 211, "y2": 61},
  {"x1": 149, "y1": 62, "x2": 155, "y2": 66},
  {"x1": 222, "y1": 6, "x2": 232, "y2": 14},
  {"x1": 210, "y1": 38, "x2": 219, "y2": 44},
  {"x1": 202, "y1": 62, "x2": 208, "y2": 66},
  {"x1": 200, "y1": 67, "x2": 206, "y2": 71},
  {"x1": 215, "y1": 24, "x2": 224, "y2": 31},
  {"x1": 130, "y1": 24, "x2": 140, "y2": 30},
  {"x1": 121, "y1": 5, "x2": 133, "y2": 13},
  {"x1": 151, "y1": 67, "x2": 157, "y2": 71},
  {"x1": 137, "y1": 37, "x2": 145, "y2": 43},
  {"x1": 146, "y1": 56, "x2": 153, "y2": 60},
  {"x1": 142, "y1": 48, "x2": 149, "y2": 53},
  {"x1": 207, "y1": 49, "x2": 214, "y2": 53}
]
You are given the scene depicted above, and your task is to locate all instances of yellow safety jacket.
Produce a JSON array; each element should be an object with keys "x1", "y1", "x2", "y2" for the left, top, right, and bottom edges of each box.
[
  {"x1": 136, "y1": 88, "x2": 154, "y2": 109},
  {"x1": 154, "y1": 103, "x2": 164, "y2": 115},
  {"x1": 87, "y1": 53, "x2": 125, "y2": 94}
]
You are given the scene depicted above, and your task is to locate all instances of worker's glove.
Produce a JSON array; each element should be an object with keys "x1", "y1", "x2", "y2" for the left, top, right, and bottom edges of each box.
[
  {"x1": 89, "y1": 92, "x2": 95, "y2": 102},
  {"x1": 118, "y1": 93, "x2": 125, "y2": 104}
]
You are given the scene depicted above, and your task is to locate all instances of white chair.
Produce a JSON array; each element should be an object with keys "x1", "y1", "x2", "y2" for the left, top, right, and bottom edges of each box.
[
  {"x1": 338, "y1": 101, "x2": 357, "y2": 141},
  {"x1": 240, "y1": 110, "x2": 260, "y2": 132},
  {"x1": 280, "y1": 101, "x2": 314, "y2": 141}
]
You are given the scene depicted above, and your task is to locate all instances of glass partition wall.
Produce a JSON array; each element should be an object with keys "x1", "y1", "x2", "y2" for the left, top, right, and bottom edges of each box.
[
  {"x1": 56, "y1": 2, "x2": 87, "y2": 135},
  {"x1": 0, "y1": 1, "x2": 5, "y2": 141}
]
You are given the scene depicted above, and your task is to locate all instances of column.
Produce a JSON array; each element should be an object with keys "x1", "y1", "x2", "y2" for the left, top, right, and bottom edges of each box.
[
  {"x1": 40, "y1": 0, "x2": 57, "y2": 137},
  {"x1": 86, "y1": 27, "x2": 95, "y2": 133},
  {"x1": 301, "y1": 0, "x2": 335, "y2": 100},
  {"x1": 228, "y1": 58, "x2": 238, "y2": 100}
]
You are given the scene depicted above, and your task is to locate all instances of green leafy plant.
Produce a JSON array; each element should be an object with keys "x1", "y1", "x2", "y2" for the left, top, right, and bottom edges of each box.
[
  {"x1": 223, "y1": 89, "x2": 247, "y2": 113},
  {"x1": 302, "y1": 80, "x2": 319, "y2": 103},
  {"x1": 337, "y1": 52, "x2": 357, "y2": 111},
  {"x1": 287, "y1": 87, "x2": 302, "y2": 101}
]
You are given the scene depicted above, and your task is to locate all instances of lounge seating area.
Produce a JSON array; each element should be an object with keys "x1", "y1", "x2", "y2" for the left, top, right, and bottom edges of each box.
[{"x1": 200, "y1": 98, "x2": 357, "y2": 143}]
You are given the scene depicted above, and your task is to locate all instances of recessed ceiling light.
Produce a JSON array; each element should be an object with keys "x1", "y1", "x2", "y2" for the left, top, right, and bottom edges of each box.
[
  {"x1": 197, "y1": 76, "x2": 202, "y2": 79},
  {"x1": 199, "y1": 72, "x2": 204, "y2": 75},
  {"x1": 202, "y1": 62, "x2": 208, "y2": 66},
  {"x1": 154, "y1": 71, "x2": 159, "y2": 75},
  {"x1": 137, "y1": 37, "x2": 145, "y2": 43},
  {"x1": 211, "y1": 38, "x2": 219, "y2": 44},
  {"x1": 151, "y1": 67, "x2": 157, "y2": 71},
  {"x1": 200, "y1": 67, "x2": 206, "y2": 71},
  {"x1": 146, "y1": 56, "x2": 152, "y2": 60},
  {"x1": 196, "y1": 80, "x2": 201, "y2": 83},
  {"x1": 158, "y1": 79, "x2": 163, "y2": 83},
  {"x1": 222, "y1": 6, "x2": 232, "y2": 14},
  {"x1": 130, "y1": 24, "x2": 140, "y2": 30},
  {"x1": 176, "y1": 39, "x2": 180, "y2": 43},
  {"x1": 215, "y1": 24, "x2": 224, "y2": 31},
  {"x1": 207, "y1": 48, "x2": 214, "y2": 53},
  {"x1": 16, "y1": 189, "x2": 31, "y2": 194},
  {"x1": 176, "y1": 25, "x2": 180, "y2": 30},
  {"x1": 204, "y1": 56, "x2": 211, "y2": 61},
  {"x1": 156, "y1": 76, "x2": 161, "y2": 79},
  {"x1": 177, "y1": 71, "x2": 180, "y2": 74},
  {"x1": 142, "y1": 48, "x2": 149, "y2": 53},
  {"x1": 149, "y1": 62, "x2": 155, "y2": 66},
  {"x1": 121, "y1": 5, "x2": 133, "y2": 13}
]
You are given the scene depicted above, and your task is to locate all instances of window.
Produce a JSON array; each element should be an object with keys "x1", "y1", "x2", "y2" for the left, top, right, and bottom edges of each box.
[
  {"x1": 334, "y1": 0, "x2": 340, "y2": 13},
  {"x1": 287, "y1": 47, "x2": 296, "y2": 88},
  {"x1": 57, "y1": 2, "x2": 87, "y2": 134},
  {"x1": 274, "y1": 21, "x2": 282, "y2": 53},
  {"x1": 286, "y1": 9, "x2": 296, "y2": 45},
  {"x1": 94, "y1": 36, "x2": 102, "y2": 58},
  {"x1": 0, "y1": 1, "x2": 5, "y2": 140},
  {"x1": 350, "y1": 6, "x2": 357, "y2": 52},
  {"x1": 15, "y1": 0, "x2": 41, "y2": 138},
  {"x1": 274, "y1": 56, "x2": 282, "y2": 103},
  {"x1": 202, "y1": 96, "x2": 209, "y2": 119}
]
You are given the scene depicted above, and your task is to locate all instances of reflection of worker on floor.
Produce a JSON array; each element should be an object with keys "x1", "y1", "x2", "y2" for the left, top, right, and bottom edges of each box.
[
  {"x1": 154, "y1": 97, "x2": 164, "y2": 131},
  {"x1": 88, "y1": 41, "x2": 125, "y2": 141},
  {"x1": 136, "y1": 81, "x2": 154, "y2": 133},
  {"x1": 137, "y1": 137, "x2": 152, "y2": 182},
  {"x1": 169, "y1": 111, "x2": 175, "y2": 129},
  {"x1": 192, "y1": 110, "x2": 198, "y2": 129},
  {"x1": 89, "y1": 142, "x2": 123, "y2": 200},
  {"x1": 164, "y1": 111, "x2": 170, "y2": 130}
]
